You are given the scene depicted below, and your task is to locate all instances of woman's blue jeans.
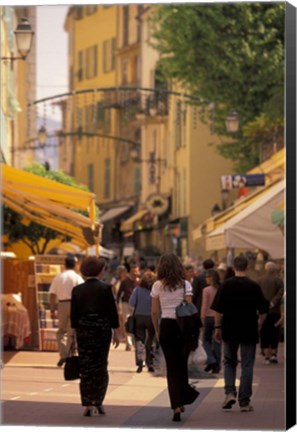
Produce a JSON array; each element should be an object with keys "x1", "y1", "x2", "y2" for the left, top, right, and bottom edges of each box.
[
  {"x1": 203, "y1": 316, "x2": 221, "y2": 365},
  {"x1": 223, "y1": 341, "x2": 256, "y2": 407}
]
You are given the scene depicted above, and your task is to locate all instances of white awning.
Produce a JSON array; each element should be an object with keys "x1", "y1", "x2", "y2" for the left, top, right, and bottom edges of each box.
[
  {"x1": 88, "y1": 245, "x2": 115, "y2": 259},
  {"x1": 100, "y1": 206, "x2": 130, "y2": 223},
  {"x1": 206, "y1": 180, "x2": 285, "y2": 259}
]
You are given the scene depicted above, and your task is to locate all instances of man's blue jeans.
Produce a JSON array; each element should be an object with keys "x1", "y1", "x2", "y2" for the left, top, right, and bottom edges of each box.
[
  {"x1": 223, "y1": 341, "x2": 256, "y2": 407},
  {"x1": 203, "y1": 316, "x2": 221, "y2": 365}
]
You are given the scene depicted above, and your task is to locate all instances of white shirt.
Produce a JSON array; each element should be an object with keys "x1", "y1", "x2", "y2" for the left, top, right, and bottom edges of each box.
[
  {"x1": 49, "y1": 269, "x2": 84, "y2": 301},
  {"x1": 151, "y1": 279, "x2": 193, "y2": 319}
]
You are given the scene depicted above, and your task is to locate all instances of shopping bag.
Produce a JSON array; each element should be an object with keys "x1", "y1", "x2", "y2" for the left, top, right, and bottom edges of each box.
[{"x1": 188, "y1": 339, "x2": 207, "y2": 368}]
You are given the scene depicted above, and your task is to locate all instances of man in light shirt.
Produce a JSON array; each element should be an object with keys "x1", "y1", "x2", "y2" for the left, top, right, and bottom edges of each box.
[{"x1": 49, "y1": 256, "x2": 84, "y2": 367}]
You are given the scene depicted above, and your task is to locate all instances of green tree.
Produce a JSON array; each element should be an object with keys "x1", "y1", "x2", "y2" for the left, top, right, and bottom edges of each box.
[
  {"x1": 3, "y1": 163, "x2": 96, "y2": 255},
  {"x1": 150, "y1": 3, "x2": 285, "y2": 171}
]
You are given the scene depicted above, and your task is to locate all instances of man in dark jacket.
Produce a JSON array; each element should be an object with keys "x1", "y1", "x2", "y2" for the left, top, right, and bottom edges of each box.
[
  {"x1": 192, "y1": 259, "x2": 215, "y2": 315},
  {"x1": 212, "y1": 256, "x2": 269, "y2": 412}
]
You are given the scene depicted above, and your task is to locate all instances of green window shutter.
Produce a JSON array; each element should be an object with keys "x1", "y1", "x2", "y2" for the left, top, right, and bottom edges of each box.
[
  {"x1": 103, "y1": 40, "x2": 107, "y2": 73},
  {"x1": 111, "y1": 38, "x2": 116, "y2": 71},
  {"x1": 94, "y1": 45, "x2": 98, "y2": 77},
  {"x1": 104, "y1": 158, "x2": 111, "y2": 198},
  {"x1": 87, "y1": 163, "x2": 94, "y2": 191}
]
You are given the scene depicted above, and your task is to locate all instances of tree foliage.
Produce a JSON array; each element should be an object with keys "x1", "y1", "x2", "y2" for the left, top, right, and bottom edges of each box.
[
  {"x1": 3, "y1": 163, "x2": 94, "y2": 255},
  {"x1": 150, "y1": 3, "x2": 285, "y2": 171}
]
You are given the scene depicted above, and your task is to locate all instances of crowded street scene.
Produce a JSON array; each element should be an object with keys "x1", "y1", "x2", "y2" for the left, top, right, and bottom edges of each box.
[{"x1": 0, "y1": 2, "x2": 292, "y2": 431}]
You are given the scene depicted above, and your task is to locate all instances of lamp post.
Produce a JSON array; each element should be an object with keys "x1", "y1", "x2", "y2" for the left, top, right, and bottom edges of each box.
[
  {"x1": 225, "y1": 110, "x2": 240, "y2": 133},
  {"x1": 38, "y1": 126, "x2": 47, "y2": 147},
  {"x1": 1, "y1": 18, "x2": 34, "y2": 62}
]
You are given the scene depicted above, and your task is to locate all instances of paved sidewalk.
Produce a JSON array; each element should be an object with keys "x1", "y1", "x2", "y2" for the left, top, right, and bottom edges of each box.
[{"x1": 2, "y1": 342, "x2": 285, "y2": 430}]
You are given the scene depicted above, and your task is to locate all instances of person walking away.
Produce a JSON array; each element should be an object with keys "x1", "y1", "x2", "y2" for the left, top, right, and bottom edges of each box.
[
  {"x1": 257, "y1": 261, "x2": 284, "y2": 364},
  {"x1": 184, "y1": 263, "x2": 195, "y2": 284},
  {"x1": 49, "y1": 256, "x2": 84, "y2": 367},
  {"x1": 71, "y1": 256, "x2": 120, "y2": 417},
  {"x1": 217, "y1": 262, "x2": 227, "y2": 282},
  {"x1": 201, "y1": 269, "x2": 222, "y2": 373},
  {"x1": 151, "y1": 253, "x2": 199, "y2": 422},
  {"x1": 116, "y1": 264, "x2": 140, "y2": 351},
  {"x1": 192, "y1": 259, "x2": 215, "y2": 317},
  {"x1": 212, "y1": 255, "x2": 269, "y2": 412},
  {"x1": 129, "y1": 271, "x2": 156, "y2": 373},
  {"x1": 112, "y1": 265, "x2": 128, "y2": 341}
]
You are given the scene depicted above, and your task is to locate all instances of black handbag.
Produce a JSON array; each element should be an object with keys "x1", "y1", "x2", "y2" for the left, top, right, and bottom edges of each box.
[
  {"x1": 125, "y1": 314, "x2": 136, "y2": 334},
  {"x1": 124, "y1": 289, "x2": 138, "y2": 334},
  {"x1": 176, "y1": 282, "x2": 202, "y2": 352},
  {"x1": 64, "y1": 339, "x2": 80, "y2": 381}
]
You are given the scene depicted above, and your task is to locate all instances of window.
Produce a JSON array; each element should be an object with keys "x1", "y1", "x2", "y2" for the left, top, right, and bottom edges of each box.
[
  {"x1": 96, "y1": 102, "x2": 111, "y2": 132},
  {"x1": 104, "y1": 158, "x2": 111, "y2": 198},
  {"x1": 85, "y1": 105, "x2": 95, "y2": 130},
  {"x1": 103, "y1": 38, "x2": 116, "y2": 73},
  {"x1": 87, "y1": 164, "x2": 94, "y2": 192},
  {"x1": 76, "y1": 107, "x2": 83, "y2": 128},
  {"x1": 175, "y1": 101, "x2": 182, "y2": 150},
  {"x1": 123, "y1": 6, "x2": 129, "y2": 47},
  {"x1": 77, "y1": 50, "x2": 83, "y2": 81},
  {"x1": 131, "y1": 55, "x2": 140, "y2": 84},
  {"x1": 121, "y1": 59, "x2": 129, "y2": 85},
  {"x1": 74, "y1": 6, "x2": 84, "y2": 20},
  {"x1": 134, "y1": 165, "x2": 141, "y2": 196},
  {"x1": 85, "y1": 45, "x2": 98, "y2": 79},
  {"x1": 137, "y1": 5, "x2": 144, "y2": 42},
  {"x1": 86, "y1": 5, "x2": 97, "y2": 15}
]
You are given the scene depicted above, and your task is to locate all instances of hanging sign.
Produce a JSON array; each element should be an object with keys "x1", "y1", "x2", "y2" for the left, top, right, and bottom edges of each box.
[
  {"x1": 146, "y1": 193, "x2": 169, "y2": 216},
  {"x1": 221, "y1": 174, "x2": 265, "y2": 190}
]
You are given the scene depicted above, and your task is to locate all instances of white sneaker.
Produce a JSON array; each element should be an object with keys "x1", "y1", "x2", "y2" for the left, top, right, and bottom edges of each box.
[
  {"x1": 263, "y1": 358, "x2": 270, "y2": 365},
  {"x1": 269, "y1": 355, "x2": 278, "y2": 364},
  {"x1": 222, "y1": 394, "x2": 236, "y2": 409},
  {"x1": 240, "y1": 405, "x2": 254, "y2": 412}
]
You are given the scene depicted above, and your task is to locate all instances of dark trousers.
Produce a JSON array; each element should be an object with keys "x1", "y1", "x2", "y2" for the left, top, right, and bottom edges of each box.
[
  {"x1": 260, "y1": 312, "x2": 281, "y2": 350},
  {"x1": 159, "y1": 318, "x2": 199, "y2": 409},
  {"x1": 224, "y1": 341, "x2": 256, "y2": 407},
  {"x1": 76, "y1": 318, "x2": 111, "y2": 407},
  {"x1": 134, "y1": 314, "x2": 155, "y2": 367}
]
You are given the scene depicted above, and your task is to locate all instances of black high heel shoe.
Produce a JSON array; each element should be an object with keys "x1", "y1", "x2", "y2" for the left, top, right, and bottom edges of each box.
[
  {"x1": 172, "y1": 412, "x2": 181, "y2": 422},
  {"x1": 96, "y1": 405, "x2": 106, "y2": 415},
  {"x1": 83, "y1": 407, "x2": 93, "y2": 417}
]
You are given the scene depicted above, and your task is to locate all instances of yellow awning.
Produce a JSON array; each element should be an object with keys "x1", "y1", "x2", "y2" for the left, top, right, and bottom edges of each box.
[
  {"x1": 248, "y1": 147, "x2": 284, "y2": 178},
  {"x1": 120, "y1": 209, "x2": 148, "y2": 232},
  {"x1": 2, "y1": 164, "x2": 100, "y2": 248},
  {"x1": 2, "y1": 164, "x2": 96, "y2": 212}
]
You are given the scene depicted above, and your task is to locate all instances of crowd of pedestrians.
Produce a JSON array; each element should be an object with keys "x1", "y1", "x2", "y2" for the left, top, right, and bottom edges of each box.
[{"x1": 48, "y1": 251, "x2": 284, "y2": 420}]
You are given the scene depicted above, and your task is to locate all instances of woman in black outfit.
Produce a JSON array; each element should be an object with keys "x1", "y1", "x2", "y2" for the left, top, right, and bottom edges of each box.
[
  {"x1": 71, "y1": 256, "x2": 120, "y2": 417},
  {"x1": 151, "y1": 253, "x2": 199, "y2": 422}
]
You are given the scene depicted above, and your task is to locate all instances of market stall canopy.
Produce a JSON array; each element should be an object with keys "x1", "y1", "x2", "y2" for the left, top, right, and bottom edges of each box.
[
  {"x1": 206, "y1": 180, "x2": 284, "y2": 259},
  {"x1": 2, "y1": 164, "x2": 99, "y2": 249},
  {"x1": 100, "y1": 205, "x2": 131, "y2": 223},
  {"x1": 120, "y1": 209, "x2": 148, "y2": 232},
  {"x1": 47, "y1": 242, "x2": 115, "y2": 259}
]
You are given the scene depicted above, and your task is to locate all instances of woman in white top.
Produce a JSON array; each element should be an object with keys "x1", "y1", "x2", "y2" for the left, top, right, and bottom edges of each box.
[{"x1": 151, "y1": 253, "x2": 199, "y2": 422}]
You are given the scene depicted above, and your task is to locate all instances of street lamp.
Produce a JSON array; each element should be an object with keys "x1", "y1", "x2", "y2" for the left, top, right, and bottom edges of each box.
[
  {"x1": 1, "y1": 18, "x2": 34, "y2": 62},
  {"x1": 38, "y1": 126, "x2": 47, "y2": 147},
  {"x1": 225, "y1": 110, "x2": 240, "y2": 133}
]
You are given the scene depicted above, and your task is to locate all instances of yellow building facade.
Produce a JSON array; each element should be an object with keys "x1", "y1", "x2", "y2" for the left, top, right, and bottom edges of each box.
[
  {"x1": 62, "y1": 4, "x2": 237, "y2": 259},
  {"x1": 0, "y1": 6, "x2": 36, "y2": 168}
]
